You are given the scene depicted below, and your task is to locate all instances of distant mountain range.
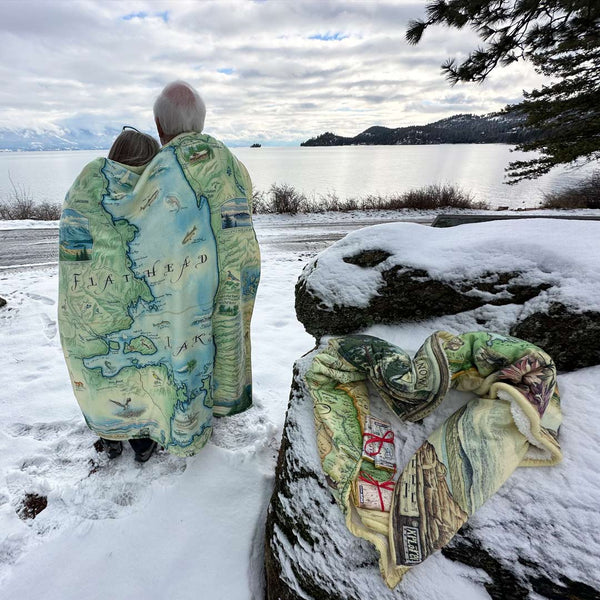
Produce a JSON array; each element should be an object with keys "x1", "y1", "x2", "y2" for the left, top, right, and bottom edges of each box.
[
  {"x1": 0, "y1": 127, "x2": 124, "y2": 152},
  {"x1": 301, "y1": 113, "x2": 536, "y2": 147},
  {"x1": 0, "y1": 112, "x2": 534, "y2": 151}
]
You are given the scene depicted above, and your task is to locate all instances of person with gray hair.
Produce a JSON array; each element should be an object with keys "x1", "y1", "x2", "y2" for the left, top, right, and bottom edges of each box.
[
  {"x1": 153, "y1": 80, "x2": 206, "y2": 144},
  {"x1": 148, "y1": 80, "x2": 261, "y2": 433}
]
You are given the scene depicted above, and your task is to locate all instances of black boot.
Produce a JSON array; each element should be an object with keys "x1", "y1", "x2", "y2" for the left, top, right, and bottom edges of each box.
[
  {"x1": 101, "y1": 438, "x2": 123, "y2": 459},
  {"x1": 129, "y1": 438, "x2": 158, "y2": 463}
]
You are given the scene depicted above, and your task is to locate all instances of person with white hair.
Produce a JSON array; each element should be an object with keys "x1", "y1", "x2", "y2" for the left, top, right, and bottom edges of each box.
[
  {"x1": 153, "y1": 80, "x2": 207, "y2": 144},
  {"x1": 59, "y1": 80, "x2": 261, "y2": 459},
  {"x1": 150, "y1": 79, "x2": 261, "y2": 428}
]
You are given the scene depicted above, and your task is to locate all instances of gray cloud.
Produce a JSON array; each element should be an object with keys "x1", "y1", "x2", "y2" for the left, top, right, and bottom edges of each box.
[{"x1": 0, "y1": 0, "x2": 546, "y2": 144}]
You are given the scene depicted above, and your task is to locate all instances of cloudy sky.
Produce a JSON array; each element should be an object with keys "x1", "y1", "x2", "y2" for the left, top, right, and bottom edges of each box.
[{"x1": 0, "y1": 0, "x2": 546, "y2": 146}]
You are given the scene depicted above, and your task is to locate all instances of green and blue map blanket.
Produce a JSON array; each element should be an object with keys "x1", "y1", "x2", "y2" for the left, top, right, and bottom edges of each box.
[
  {"x1": 58, "y1": 133, "x2": 260, "y2": 456},
  {"x1": 305, "y1": 331, "x2": 562, "y2": 587}
]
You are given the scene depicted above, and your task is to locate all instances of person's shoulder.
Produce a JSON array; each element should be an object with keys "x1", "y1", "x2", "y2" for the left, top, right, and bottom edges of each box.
[
  {"x1": 170, "y1": 132, "x2": 229, "y2": 151},
  {"x1": 83, "y1": 156, "x2": 106, "y2": 172},
  {"x1": 170, "y1": 132, "x2": 240, "y2": 166},
  {"x1": 167, "y1": 132, "x2": 210, "y2": 147},
  {"x1": 70, "y1": 156, "x2": 107, "y2": 182}
]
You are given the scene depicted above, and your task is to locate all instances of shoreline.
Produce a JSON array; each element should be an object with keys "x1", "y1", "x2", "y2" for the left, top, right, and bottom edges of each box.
[{"x1": 2, "y1": 205, "x2": 600, "y2": 232}]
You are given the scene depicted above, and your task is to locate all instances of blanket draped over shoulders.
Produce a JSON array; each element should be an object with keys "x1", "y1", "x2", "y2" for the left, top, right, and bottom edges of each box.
[
  {"x1": 58, "y1": 133, "x2": 260, "y2": 456},
  {"x1": 305, "y1": 331, "x2": 562, "y2": 588}
]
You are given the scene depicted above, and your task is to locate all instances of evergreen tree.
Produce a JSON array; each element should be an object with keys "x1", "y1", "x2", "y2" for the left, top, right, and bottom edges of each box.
[{"x1": 407, "y1": 1, "x2": 600, "y2": 182}]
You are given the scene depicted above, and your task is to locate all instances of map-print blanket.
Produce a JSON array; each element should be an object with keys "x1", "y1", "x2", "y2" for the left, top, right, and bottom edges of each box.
[
  {"x1": 305, "y1": 331, "x2": 562, "y2": 587},
  {"x1": 58, "y1": 132, "x2": 260, "y2": 456}
]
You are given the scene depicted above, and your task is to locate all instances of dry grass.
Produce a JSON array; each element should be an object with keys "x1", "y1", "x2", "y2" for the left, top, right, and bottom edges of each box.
[
  {"x1": 540, "y1": 172, "x2": 600, "y2": 209},
  {"x1": 253, "y1": 183, "x2": 485, "y2": 214}
]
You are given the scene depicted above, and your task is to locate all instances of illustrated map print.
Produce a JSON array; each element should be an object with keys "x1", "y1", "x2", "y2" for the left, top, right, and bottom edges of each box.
[
  {"x1": 175, "y1": 136, "x2": 260, "y2": 415},
  {"x1": 59, "y1": 208, "x2": 93, "y2": 261},
  {"x1": 393, "y1": 440, "x2": 468, "y2": 565},
  {"x1": 221, "y1": 197, "x2": 251, "y2": 229},
  {"x1": 59, "y1": 152, "x2": 219, "y2": 454},
  {"x1": 59, "y1": 134, "x2": 261, "y2": 455},
  {"x1": 304, "y1": 331, "x2": 563, "y2": 587}
]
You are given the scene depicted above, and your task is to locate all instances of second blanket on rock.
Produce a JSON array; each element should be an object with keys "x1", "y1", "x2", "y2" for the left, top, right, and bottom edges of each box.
[{"x1": 305, "y1": 331, "x2": 562, "y2": 588}]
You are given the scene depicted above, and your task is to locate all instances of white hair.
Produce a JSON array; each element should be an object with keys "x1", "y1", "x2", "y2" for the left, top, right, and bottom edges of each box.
[{"x1": 153, "y1": 80, "x2": 206, "y2": 136}]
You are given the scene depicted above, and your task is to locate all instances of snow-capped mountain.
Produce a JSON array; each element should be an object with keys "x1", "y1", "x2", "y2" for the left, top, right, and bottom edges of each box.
[{"x1": 0, "y1": 126, "x2": 124, "y2": 151}]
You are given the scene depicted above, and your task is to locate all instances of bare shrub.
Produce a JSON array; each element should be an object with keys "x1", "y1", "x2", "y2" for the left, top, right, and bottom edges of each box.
[
  {"x1": 360, "y1": 194, "x2": 383, "y2": 210},
  {"x1": 269, "y1": 183, "x2": 308, "y2": 214},
  {"x1": 0, "y1": 180, "x2": 35, "y2": 219},
  {"x1": 541, "y1": 172, "x2": 600, "y2": 209},
  {"x1": 252, "y1": 189, "x2": 270, "y2": 214},
  {"x1": 34, "y1": 201, "x2": 62, "y2": 220},
  {"x1": 400, "y1": 184, "x2": 485, "y2": 209},
  {"x1": 0, "y1": 177, "x2": 61, "y2": 220},
  {"x1": 250, "y1": 183, "x2": 484, "y2": 214},
  {"x1": 316, "y1": 191, "x2": 341, "y2": 212},
  {"x1": 312, "y1": 193, "x2": 365, "y2": 212},
  {"x1": 251, "y1": 184, "x2": 308, "y2": 214},
  {"x1": 340, "y1": 197, "x2": 360, "y2": 211},
  {"x1": 327, "y1": 185, "x2": 483, "y2": 212}
]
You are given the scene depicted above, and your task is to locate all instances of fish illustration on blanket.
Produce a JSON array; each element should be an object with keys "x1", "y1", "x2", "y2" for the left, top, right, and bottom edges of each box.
[{"x1": 182, "y1": 225, "x2": 198, "y2": 245}]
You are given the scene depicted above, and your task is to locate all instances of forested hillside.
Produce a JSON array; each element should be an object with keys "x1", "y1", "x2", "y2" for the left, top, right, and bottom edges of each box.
[{"x1": 301, "y1": 113, "x2": 536, "y2": 146}]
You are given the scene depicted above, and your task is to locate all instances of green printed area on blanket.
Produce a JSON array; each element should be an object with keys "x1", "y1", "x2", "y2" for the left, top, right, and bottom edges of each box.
[
  {"x1": 58, "y1": 133, "x2": 260, "y2": 456},
  {"x1": 305, "y1": 331, "x2": 562, "y2": 588}
]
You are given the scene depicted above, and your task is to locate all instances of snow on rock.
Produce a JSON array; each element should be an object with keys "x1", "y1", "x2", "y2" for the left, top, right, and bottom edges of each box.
[
  {"x1": 265, "y1": 352, "x2": 600, "y2": 600},
  {"x1": 296, "y1": 219, "x2": 600, "y2": 371}
]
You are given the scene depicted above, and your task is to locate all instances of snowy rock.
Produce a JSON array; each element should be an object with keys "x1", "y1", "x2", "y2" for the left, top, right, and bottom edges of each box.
[
  {"x1": 296, "y1": 220, "x2": 600, "y2": 371},
  {"x1": 0, "y1": 296, "x2": 6, "y2": 309},
  {"x1": 264, "y1": 358, "x2": 600, "y2": 600},
  {"x1": 264, "y1": 361, "x2": 399, "y2": 600},
  {"x1": 511, "y1": 303, "x2": 600, "y2": 372}
]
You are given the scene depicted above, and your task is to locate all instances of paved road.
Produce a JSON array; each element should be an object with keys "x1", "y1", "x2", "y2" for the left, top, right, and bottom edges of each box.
[
  {"x1": 0, "y1": 217, "x2": 431, "y2": 270},
  {"x1": 0, "y1": 228, "x2": 59, "y2": 270}
]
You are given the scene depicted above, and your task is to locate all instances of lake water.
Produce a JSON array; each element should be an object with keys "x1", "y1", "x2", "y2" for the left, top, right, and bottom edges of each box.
[{"x1": 0, "y1": 145, "x2": 594, "y2": 210}]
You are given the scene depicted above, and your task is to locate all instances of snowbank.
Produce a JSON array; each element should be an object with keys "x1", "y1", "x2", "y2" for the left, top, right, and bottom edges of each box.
[{"x1": 300, "y1": 219, "x2": 600, "y2": 312}]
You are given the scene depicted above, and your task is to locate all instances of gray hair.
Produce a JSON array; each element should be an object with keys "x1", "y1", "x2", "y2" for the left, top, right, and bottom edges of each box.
[
  {"x1": 108, "y1": 129, "x2": 160, "y2": 166},
  {"x1": 153, "y1": 80, "x2": 206, "y2": 136}
]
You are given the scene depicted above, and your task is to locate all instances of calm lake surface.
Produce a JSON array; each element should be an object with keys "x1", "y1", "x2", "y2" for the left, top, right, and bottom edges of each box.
[{"x1": 0, "y1": 145, "x2": 594, "y2": 210}]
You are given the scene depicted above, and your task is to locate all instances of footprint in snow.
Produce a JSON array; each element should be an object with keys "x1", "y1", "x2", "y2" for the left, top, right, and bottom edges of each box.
[
  {"x1": 211, "y1": 405, "x2": 277, "y2": 453},
  {"x1": 4, "y1": 420, "x2": 186, "y2": 526},
  {"x1": 39, "y1": 313, "x2": 57, "y2": 340},
  {"x1": 1, "y1": 419, "x2": 187, "y2": 579},
  {"x1": 25, "y1": 293, "x2": 55, "y2": 305},
  {"x1": 6, "y1": 420, "x2": 74, "y2": 440}
]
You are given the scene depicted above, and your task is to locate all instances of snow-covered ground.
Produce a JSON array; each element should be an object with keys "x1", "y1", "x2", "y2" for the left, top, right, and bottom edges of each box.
[{"x1": 0, "y1": 212, "x2": 599, "y2": 599}]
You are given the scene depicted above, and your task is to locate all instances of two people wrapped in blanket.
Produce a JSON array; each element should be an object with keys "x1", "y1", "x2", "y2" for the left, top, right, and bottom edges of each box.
[{"x1": 58, "y1": 81, "x2": 261, "y2": 463}]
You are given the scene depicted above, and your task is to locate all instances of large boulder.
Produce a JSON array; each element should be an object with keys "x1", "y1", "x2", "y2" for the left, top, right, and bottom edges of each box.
[
  {"x1": 511, "y1": 302, "x2": 600, "y2": 372},
  {"x1": 0, "y1": 297, "x2": 6, "y2": 309},
  {"x1": 295, "y1": 220, "x2": 600, "y2": 371},
  {"x1": 264, "y1": 357, "x2": 600, "y2": 599}
]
